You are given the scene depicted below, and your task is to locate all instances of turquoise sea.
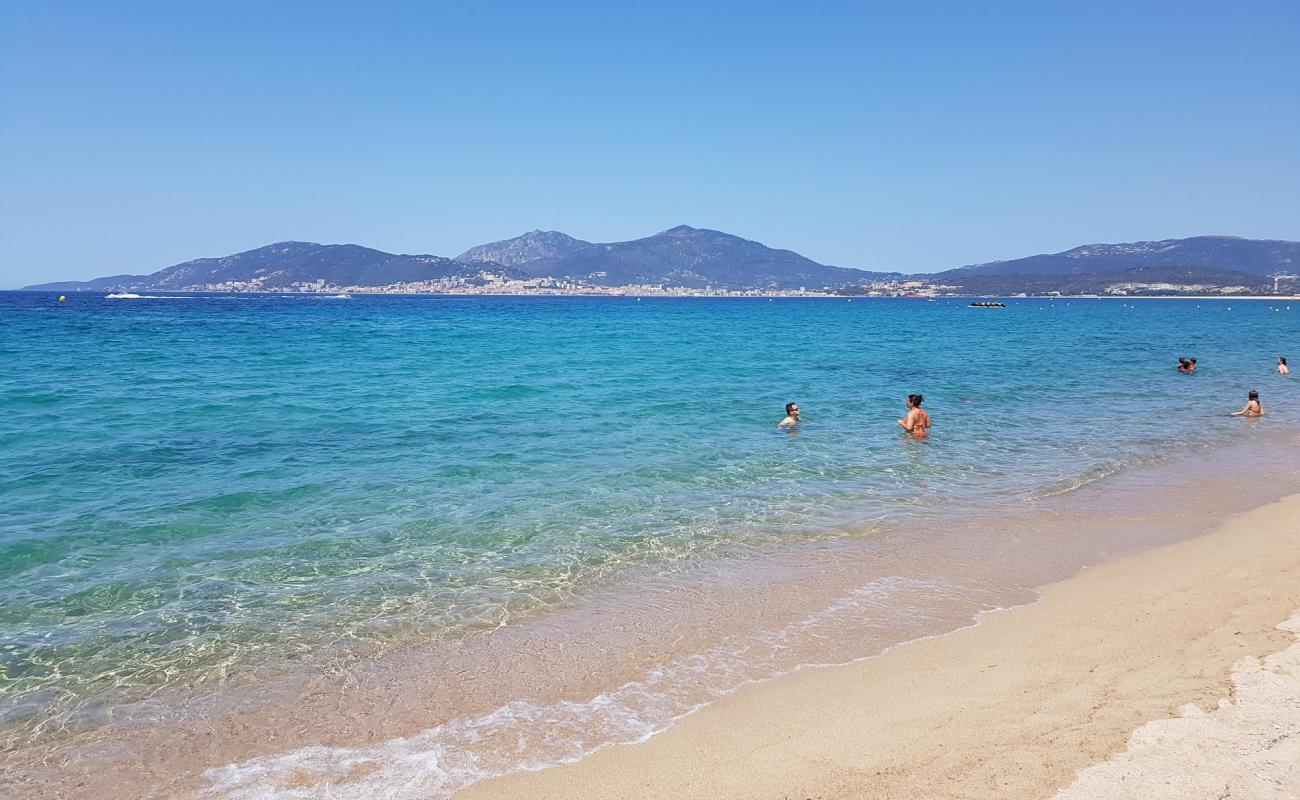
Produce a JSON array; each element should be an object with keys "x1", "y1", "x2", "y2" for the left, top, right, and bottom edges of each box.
[{"x1": 2, "y1": 291, "x2": 1298, "y2": 776}]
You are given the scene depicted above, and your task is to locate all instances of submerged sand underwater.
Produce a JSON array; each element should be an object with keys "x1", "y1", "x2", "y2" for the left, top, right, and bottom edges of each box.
[{"x1": 4, "y1": 442, "x2": 1300, "y2": 799}]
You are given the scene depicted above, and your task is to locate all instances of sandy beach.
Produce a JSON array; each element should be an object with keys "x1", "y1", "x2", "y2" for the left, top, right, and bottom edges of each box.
[{"x1": 460, "y1": 494, "x2": 1300, "y2": 800}]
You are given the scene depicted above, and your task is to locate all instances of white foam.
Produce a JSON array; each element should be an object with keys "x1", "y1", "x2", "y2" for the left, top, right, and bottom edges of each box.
[
  {"x1": 197, "y1": 576, "x2": 968, "y2": 800},
  {"x1": 104, "y1": 293, "x2": 185, "y2": 299}
]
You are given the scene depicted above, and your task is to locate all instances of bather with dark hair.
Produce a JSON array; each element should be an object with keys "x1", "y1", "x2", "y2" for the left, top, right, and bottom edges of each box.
[
  {"x1": 778, "y1": 402, "x2": 801, "y2": 429},
  {"x1": 1231, "y1": 390, "x2": 1263, "y2": 417},
  {"x1": 898, "y1": 394, "x2": 932, "y2": 436}
]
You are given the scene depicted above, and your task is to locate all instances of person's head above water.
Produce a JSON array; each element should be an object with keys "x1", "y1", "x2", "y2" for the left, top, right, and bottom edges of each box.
[
  {"x1": 1281, "y1": 357, "x2": 1288, "y2": 366},
  {"x1": 777, "y1": 402, "x2": 802, "y2": 428},
  {"x1": 907, "y1": 394, "x2": 924, "y2": 408},
  {"x1": 1178, "y1": 356, "x2": 1189, "y2": 366},
  {"x1": 1249, "y1": 390, "x2": 1260, "y2": 401}
]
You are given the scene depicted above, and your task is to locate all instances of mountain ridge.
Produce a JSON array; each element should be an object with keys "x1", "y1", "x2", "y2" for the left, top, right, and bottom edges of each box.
[
  {"x1": 25, "y1": 227, "x2": 895, "y2": 292},
  {"x1": 20, "y1": 231, "x2": 1300, "y2": 293},
  {"x1": 939, "y1": 235, "x2": 1300, "y2": 279},
  {"x1": 457, "y1": 230, "x2": 590, "y2": 269},
  {"x1": 24, "y1": 242, "x2": 528, "y2": 292},
  {"x1": 516, "y1": 225, "x2": 893, "y2": 288}
]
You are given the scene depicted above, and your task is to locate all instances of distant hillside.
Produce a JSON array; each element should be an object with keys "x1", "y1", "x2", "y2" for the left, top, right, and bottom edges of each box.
[
  {"x1": 27, "y1": 242, "x2": 526, "y2": 291},
  {"x1": 457, "y1": 230, "x2": 590, "y2": 269},
  {"x1": 23, "y1": 232, "x2": 1300, "y2": 295},
  {"x1": 939, "y1": 236, "x2": 1300, "y2": 279},
  {"x1": 942, "y1": 266, "x2": 1272, "y2": 296},
  {"x1": 24, "y1": 273, "x2": 151, "y2": 292},
  {"x1": 26, "y1": 228, "x2": 890, "y2": 291},
  {"x1": 521, "y1": 225, "x2": 895, "y2": 289}
]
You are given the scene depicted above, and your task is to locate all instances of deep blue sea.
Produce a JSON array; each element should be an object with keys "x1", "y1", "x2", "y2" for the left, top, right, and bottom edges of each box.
[{"x1": 2, "y1": 291, "x2": 1297, "y2": 750}]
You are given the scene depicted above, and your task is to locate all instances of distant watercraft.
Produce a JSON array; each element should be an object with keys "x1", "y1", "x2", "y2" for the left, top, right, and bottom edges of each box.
[
  {"x1": 969, "y1": 301, "x2": 1007, "y2": 308},
  {"x1": 104, "y1": 293, "x2": 183, "y2": 300}
]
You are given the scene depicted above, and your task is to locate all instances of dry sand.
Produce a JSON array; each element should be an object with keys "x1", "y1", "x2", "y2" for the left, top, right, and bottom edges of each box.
[
  {"x1": 460, "y1": 494, "x2": 1300, "y2": 800},
  {"x1": 1052, "y1": 613, "x2": 1300, "y2": 799}
]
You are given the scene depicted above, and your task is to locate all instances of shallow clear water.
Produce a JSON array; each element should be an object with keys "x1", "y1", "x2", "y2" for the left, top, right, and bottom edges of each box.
[{"x1": 1, "y1": 291, "x2": 1296, "y2": 741}]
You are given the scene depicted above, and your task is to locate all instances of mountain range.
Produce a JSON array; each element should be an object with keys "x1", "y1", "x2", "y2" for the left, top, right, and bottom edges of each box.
[
  {"x1": 23, "y1": 242, "x2": 532, "y2": 293},
  {"x1": 21, "y1": 229, "x2": 1300, "y2": 294},
  {"x1": 910, "y1": 236, "x2": 1300, "y2": 295}
]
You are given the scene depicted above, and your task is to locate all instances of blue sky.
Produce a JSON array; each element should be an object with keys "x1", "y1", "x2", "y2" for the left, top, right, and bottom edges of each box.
[{"x1": 2, "y1": 1, "x2": 1297, "y2": 286}]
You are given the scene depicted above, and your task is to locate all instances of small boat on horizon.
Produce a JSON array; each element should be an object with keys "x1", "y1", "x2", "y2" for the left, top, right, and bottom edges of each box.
[{"x1": 969, "y1": 301, "x2": 1007, "y2": 308}]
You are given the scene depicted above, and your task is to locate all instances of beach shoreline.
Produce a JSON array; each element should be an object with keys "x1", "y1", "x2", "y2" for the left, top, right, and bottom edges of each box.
[
  {"x1": 457, "y1": 493, "x2": 1300, "y2": 800},
  {"x1": 6, "y1": 439, "x2": 1300, "y2": 800},
  {"x1": 21, "y1": 289, "x2": 1300, "y2": 300}
]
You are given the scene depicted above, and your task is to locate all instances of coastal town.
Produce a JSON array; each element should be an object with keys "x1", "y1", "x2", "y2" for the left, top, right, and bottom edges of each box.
[
  {"x1": 172, "y1": 271, "x2": 966, "y2": 297},
  {"x1": 164, "y1": 270, "x2": 1274, "y2": 298}
]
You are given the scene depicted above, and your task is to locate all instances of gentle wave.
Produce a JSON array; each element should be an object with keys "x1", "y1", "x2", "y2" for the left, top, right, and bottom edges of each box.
[{"x1": 197, "y1": 576, "x2": 986, "y2": 800}]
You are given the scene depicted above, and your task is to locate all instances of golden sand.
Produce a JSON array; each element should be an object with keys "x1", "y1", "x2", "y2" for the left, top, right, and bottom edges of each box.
[{"x1": 461, "y1": 495, "x2": 1300, "y2": 800}]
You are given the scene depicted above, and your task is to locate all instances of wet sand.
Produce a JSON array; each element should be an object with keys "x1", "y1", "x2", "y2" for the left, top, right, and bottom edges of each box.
[{"x1": 461, "y1": 494, "x2": 1300, "y2": 800}]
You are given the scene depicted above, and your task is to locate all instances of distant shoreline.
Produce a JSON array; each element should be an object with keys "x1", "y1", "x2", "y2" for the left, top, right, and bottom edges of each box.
[{"x1": 8, "y1": 288, "x2": 1300, "y2": 301}]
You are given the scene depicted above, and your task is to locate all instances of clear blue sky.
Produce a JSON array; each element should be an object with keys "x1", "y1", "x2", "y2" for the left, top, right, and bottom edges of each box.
[{"x1": 2, "y1": 1, "x2": 1298, "y2": 287}]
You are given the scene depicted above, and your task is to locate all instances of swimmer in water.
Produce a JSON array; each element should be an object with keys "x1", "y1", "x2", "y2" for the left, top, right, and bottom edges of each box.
[
  {"x1": 1177, "y1": 357, "x2": 1190, "y2": 372},
  {"x1": 1187, "y1": 358, "x2": 1198, "y2": 372},
  {"x1": 897, "y1": 394, "x2": 932, "y2": 436},
  {"x1": 1230, "y1": 390, "x2": 1263, "y2": 417},
  {"x1": 1278, "y1": 357, "x2": 1289, "y2": 375},
  {"x1": 778, "y1": 402, "x2": 801, "y2": 429}
]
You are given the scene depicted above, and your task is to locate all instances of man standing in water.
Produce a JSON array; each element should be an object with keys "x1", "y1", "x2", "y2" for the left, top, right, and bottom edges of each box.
[
  {"x1": 778, "y1": 402, "x2": 801, "y2": 429},
  {"x1": 898, "y1": 394, "x2": 932, "y2": 436}
]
